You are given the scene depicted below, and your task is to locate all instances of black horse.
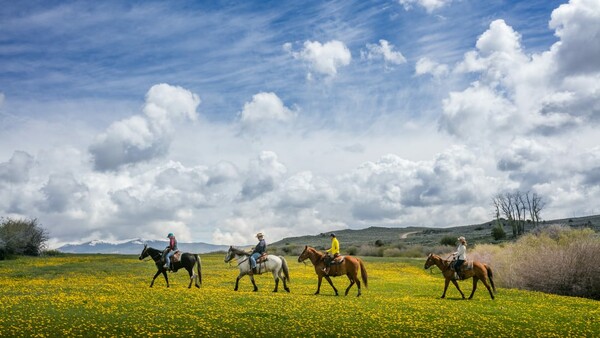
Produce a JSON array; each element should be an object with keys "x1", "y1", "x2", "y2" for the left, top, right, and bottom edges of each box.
[{"x1": 139, "y1": 244, "x2": 202, "y2": 288}]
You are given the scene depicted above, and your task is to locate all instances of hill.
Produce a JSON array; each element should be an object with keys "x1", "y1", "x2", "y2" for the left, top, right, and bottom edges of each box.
[{"x1": 270, "y1": 214, "x2": 600, "y2": 251}]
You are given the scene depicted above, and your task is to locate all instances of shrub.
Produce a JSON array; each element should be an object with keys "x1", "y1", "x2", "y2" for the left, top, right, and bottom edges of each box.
[
  {"x1": 382, "y1": 248, "x2": 402, "y2": 257},
  {"x1": 440, "y1": 236, "x2": 456, "y2": 246},
  {"x1": 491, "y1": 223, "x2": 506, "y2": 240},
  {"x1": 374, "y1": 239, "x2": 385, "y2": 247},
  {"x1": 0, "y1": 217, "x2": 48, "y2": 257},
  {"x1": 358, "y1": 244, "x2": 384, "y2": 257},
  {"x1": 346, "y1": 246, "x2": 358, "y2": 256},
  {"x1": 472, "y1": 226, "x2": 600, "y2": 300}
]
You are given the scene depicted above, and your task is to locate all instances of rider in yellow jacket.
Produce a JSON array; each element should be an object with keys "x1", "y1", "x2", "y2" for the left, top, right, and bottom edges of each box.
[{"x1": 323, "y1": 233, "x2": 340, "y2": 275}]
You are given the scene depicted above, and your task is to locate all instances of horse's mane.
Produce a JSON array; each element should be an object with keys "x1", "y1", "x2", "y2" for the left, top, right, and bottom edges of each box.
[
  {"x1": 230, "y1": 247, "x2": 250, "y2": 256},
  {"x1": 307, "y1": 246, "x2": 325, "y2": 257}
]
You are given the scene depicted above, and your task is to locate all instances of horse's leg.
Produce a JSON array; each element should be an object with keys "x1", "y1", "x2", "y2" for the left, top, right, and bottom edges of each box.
[
  {"x1": 278, "y1": 268, "x2": 290, "y2": 293},
  {"x1": 315, "y1": 275, "x2": 323, "y2": 295},
  {"x1": 234, "y1": 274, "x2": 241, "y2": 291},
  {"x1": 355, "y1": 272, "x2": 362, "y2": 297},
  {"x1": 344, "y1": 274, "x2": 355, "y2": 296},
  {"x1": 187, "y1": 267, "x2": 194, "y2": 289},
  {"x1": 150, "y1": 269, "x2": 162, "y2": 287},
  {"x1": 272, "y1": 270, "x2": 280, "y2": 292},
  {"x1": 324, "y1": 275, "x2": 338, "y2": 296},
  {"x1": 480, "y1": 276, "x2": 495, "y2": 300},
  {"x1": 451, "y1": 279, "x2": 465, "y2": 299},
  {"x1": 249, "y1": 273, "x2": 258, "y2": 292},
  {"x1": 468, "y1": 277, "x2": 479, "y2": 300},
  {"x1": 162, "y1": 270, "x2": 169, "y2": 288},
  {"x1": 441, "y1": 278, "x2": 450, "y2": 298}
]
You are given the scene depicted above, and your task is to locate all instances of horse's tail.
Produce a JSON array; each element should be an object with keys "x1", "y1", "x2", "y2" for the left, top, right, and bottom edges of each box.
[
  {"x1": 358, "y1": 258, "x2": 368, "y2": 288},
  {"x1": 486, "y1": 264, "x2": 495, "y2": 292},
  {"x1": 195, "y1": 254, "x2": 202, "y2": 285},
  {"x1": 279, "y1": 256, "x2": 290, "y2": 282}
]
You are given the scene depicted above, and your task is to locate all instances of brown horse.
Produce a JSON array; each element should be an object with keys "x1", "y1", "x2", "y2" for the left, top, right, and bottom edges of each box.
[
  {"x1": 298, "y1": 246, "x2": 368, "y2": 297},
  {"x1": 424, "y1": 253, "x2": 496, "y2": 300}
]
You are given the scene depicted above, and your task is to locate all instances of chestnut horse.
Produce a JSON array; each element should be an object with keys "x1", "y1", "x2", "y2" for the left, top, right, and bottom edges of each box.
[
  {"x1": 424, "y1": 253, "x2": 495, "y2": 300},
  {"x1": 297, "y1": 246, "x2": 368, "y2": 297}
]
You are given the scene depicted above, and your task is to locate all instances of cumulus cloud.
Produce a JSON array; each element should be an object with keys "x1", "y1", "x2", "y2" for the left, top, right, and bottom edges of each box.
[
  {"x1": 445, "y1": 2, "x2": 600, "y2": 143},
  {"x1": 239, "y1": 92, "x2": 296, "y2": 128},
  {"x1": 40, "y1": 173, "x2": 89, "y2": 213},
  {"x1": 549, "y1": 0, "x2": 600, "y2": 75},
  {"x1": 0, "y1": 151, "x2": 35, "y2": 184},
  {"x1": 362, "y1": 39, "x2": 406, "y2": 68},
  {"x1": 286, "y1": 40, "x2": 351, "y2": 78},
  {"x1": 415, "y1": 57, "x2": 449, "y2": 78},
  {"x1": 239, "y1": 151, "x2": 287, "y2": 200},
  {"x1": 399, "y1": 0, "x2": 452, "y2": 13},
  {"x1": 277, "y1": 171, "x2": 335, "y2": 209},
  {"x1": 89, "y1": 84, "x2": 200, "y2": 171},
  {"x1": 339, "y1": 147, "x2": 496, "y2": 223}
]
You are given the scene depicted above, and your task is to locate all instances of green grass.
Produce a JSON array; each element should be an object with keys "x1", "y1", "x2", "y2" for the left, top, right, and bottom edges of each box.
[{"x1": 0, "y1": 254, "x2": 598, "y2": 337}]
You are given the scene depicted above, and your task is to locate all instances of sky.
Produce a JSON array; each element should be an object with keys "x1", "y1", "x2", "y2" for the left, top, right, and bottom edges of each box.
[{"x1": 1, "y1": 0, "x2": 599, "y2": 248}]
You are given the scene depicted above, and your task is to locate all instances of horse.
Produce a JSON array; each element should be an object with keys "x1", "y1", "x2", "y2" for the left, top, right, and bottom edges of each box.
[
  {"x1": 223, "y1": 246, "x2": 290, "y2": 293},
  {"x1": 297, "y1": 245, "x2": 368, "y2": 297},
  {"x1": 424, "y1": 253, "x2": 495, "y2": 300},
  {"x1": 138, "y1": 244, "x2": 202, "y2": 288}
]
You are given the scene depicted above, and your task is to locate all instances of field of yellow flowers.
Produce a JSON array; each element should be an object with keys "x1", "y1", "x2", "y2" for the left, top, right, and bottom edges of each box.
[{"x1": 0, "y1": 253, "x2": 598, "y2": 337}]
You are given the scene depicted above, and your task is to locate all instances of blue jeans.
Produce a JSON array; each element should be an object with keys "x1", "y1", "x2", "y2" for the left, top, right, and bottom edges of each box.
[
  {"x1": 454, "y1": 259, "x2": 464, "y2": 273},
  {"x1": 165, "y1": 251, "x2": 175, "y2": 268},
  {"x1": 250, "y1": 252, "x2": 261, "y2": 269}
]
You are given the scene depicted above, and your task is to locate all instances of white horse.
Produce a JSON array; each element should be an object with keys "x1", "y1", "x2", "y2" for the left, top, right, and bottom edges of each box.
[{"x1": 224, "y1": 246, "x2": 290, "y2": 292}]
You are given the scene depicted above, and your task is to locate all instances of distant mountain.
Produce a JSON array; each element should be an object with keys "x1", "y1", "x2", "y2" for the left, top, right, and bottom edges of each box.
[{"x1": 57, "y1": 238, "x2": 229, "y2": 255}]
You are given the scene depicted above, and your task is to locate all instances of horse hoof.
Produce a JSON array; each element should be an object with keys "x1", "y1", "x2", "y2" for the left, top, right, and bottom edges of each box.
[{"x1": 285, "y1": 288, "x2": 290, "y2": 293}]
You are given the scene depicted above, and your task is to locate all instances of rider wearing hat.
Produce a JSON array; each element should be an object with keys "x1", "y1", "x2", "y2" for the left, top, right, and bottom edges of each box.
[
  {"x1": 323, "y1": 233, "x2": 340, "y2": 275},
  {"x1": 453, "y1": 236, "x2": 467, "y2": 279},
  {"x1": 163, "y1": 232, "x2": 178, "y2": 270},
  {"x1": 250, "y1": 232, "x2": 267, "y2": 274}
]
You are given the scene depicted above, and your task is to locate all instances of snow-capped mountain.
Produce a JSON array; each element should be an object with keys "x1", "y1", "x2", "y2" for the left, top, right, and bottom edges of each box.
[{"x1": 58, "y1": 238, "x2": 229, "y2": 255}]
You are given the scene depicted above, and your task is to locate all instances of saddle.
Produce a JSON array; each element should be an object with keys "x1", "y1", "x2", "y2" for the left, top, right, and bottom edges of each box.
[
  {"x1": 256, "y1": 253, "x2": 268, "y2": 264},
  {"x1": 451, "y1": 259, "x2": 473, "y2": 272},
  {"x1": 330, "y1": 255, "x2": 345, "y2": 265},
  {"x1": 172, "y1": 251, "x2": 182, "y2": 263}
]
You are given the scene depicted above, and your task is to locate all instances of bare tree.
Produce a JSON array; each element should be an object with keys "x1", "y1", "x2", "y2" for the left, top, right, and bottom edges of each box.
[
  {"x1": 492, "y1": 190, "x2": 545, "y2": 237},
  {"x1": 526, "y1": 192, "x2": 545, "y2": 227}
]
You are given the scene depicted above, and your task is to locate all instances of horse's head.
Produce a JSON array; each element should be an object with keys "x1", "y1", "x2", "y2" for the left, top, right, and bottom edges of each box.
[
  {"x1": 424, "y1": 253, "x2": 436, "y2": 269},
  {"x1": 298, "y1": 245, "x2": 314, "y2": 263},
  {"x1": 224, "y1": 246, "x2": 234, "y2": 263},
  {"x1": 139, "y1": 244, "x2": 149, "y2": 260}
]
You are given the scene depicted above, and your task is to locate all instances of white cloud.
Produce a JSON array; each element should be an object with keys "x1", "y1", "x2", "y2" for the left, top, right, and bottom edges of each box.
[
  {"x1": 239, "y1": 92, "x2": 296, "y2": 127},
  {"x1": 549, "y1": 0, "x2": 600, "y2": 75},
  {"x1": 415, "y1": 57, "x2": 449, "y2": 78},
  {"x1": 288, "y1": 40, "x2": 351, "y2": 78},
  {"x1": 399, "y1": 0, "x2": 452, "y2": 13},
  {"x1": 89, "y1": 84, "x2": 200, "y2": 171},
  {"x1": 362, "y1": 39, "x2": 406, "y2": 67},
  {"x1": 239, "y1": 151, "x2": 287, "y2": 200},
  {"x1": 0, "y1": 151, "x2": 35, "y2": 184}
]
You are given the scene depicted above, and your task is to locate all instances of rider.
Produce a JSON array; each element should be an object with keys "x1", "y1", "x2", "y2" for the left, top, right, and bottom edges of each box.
[
  {"x1": 453, "y1": 236, "x2": 467, "y2": 279},
  {"x1": 250, "y1": 232, "x2": 267, "y2": 274},
  {"x1": 163, "y1": 232, "x2": 178, "y2": 270},
  {"x1": 323, "y1": 233, "x2": 340, "y2": 275}
]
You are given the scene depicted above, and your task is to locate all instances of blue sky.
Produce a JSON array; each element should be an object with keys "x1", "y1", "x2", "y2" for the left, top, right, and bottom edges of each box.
[{"x1": 1, "y1": 0, "x2": 599, "y2": 247}]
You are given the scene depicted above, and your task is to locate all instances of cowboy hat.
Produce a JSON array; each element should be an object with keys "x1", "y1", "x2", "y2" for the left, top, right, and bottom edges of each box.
[
  {"x1": 457, "y1": 236, "x2": 466, "y2": 242},
  {"x1": 256, "y1": 232, "x2": 264, "y2": 238}
]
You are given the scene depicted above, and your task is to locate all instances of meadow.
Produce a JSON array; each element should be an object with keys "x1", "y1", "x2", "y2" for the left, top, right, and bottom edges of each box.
[{"x1": 0, "y1": 253, "x2": 598, "y2": 337}]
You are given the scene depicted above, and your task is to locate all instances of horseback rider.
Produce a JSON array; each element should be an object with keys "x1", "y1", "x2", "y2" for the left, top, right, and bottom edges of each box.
[
  {"x1": 163, "y1": 232, "x2": 178, "y2": 270},
  {"x1": 250, "y1": 232, "x2": 267, "y2": 274},
  {"x1": 452, "y1": 236, "x2": 467, "y2": 279},
  {"x1": 323, "y1": 233, "x2": 340, "y2": 275}
]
